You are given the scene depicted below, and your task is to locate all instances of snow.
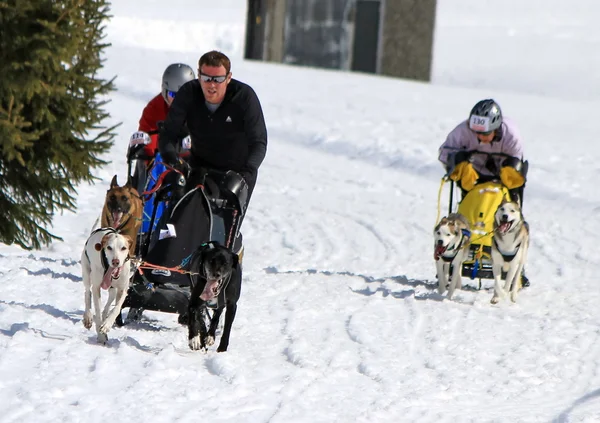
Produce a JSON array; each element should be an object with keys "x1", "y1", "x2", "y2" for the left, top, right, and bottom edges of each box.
[{"x1": 1, "y1": 1, "x2": 600, "y2": 422}]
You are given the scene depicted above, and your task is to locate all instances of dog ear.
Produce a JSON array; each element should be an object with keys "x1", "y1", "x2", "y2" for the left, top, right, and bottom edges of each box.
[
  {"x1": 101, "y1": 233, "x2": 111, "y2": 249},
  {"x1": 110, "y1": 175, "x2": 119, "y2": 189},
  {"x1": 434, "y1": 217, "x2": 447, "y2": 231},
  {"x1": 231, "y1": 250, "x2": 239, "y2": 268},
  {"x1": 126, "y1": 174, "x2": 133, "y2": 188},
  {"x1": 122, "y1": 234, "x2": 133, "y2": 249}
]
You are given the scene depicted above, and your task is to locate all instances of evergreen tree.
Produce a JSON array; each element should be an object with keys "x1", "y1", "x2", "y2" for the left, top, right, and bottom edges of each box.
[{"x1": 0, "y1": 0, "x2": 118, "y2": 249}]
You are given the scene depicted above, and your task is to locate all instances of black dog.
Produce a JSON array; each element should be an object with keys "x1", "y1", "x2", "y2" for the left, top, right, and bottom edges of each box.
[{"x1": 187, "y1": 242, "x2": 241, "y2": 352}]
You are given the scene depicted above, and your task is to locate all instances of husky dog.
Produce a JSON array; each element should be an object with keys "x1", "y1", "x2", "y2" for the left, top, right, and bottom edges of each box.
[
  {"x1": 434, "y1": 213, "x2": 471, "y2": 300},
  {"x1": 491, "y1": 199, "x2": 529, "y2": 304}
]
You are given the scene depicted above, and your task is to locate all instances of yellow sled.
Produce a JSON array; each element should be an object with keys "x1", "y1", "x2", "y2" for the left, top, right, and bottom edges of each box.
[{"x1": 456, "y1": 180, "x2": 510, "y2": 282}]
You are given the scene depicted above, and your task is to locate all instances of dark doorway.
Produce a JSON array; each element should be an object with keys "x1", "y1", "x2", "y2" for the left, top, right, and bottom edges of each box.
[
  {"x1": 245, "y1": 0, "x2": 266, "y2": 60},
  {"x1": 351, "y1": 0, "x2": 381, "y2": 73}
]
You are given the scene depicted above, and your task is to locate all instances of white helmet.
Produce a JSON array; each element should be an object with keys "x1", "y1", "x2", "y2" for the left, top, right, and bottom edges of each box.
[
  {"x1": 161, "y1": 63, "x2": 195, "y2": 102},
  {"x1": 468, "y1": 99, "x2": 502, "y2": 133}
]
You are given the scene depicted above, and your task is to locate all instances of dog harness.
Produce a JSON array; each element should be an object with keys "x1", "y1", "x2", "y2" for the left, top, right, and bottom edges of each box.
[
  {"x1": 492, "y1": 237, "x2": 521, "y2": 262},
  {"x1": 439, "y1": 229, "x2": 471, "y2": 262},
  {"x1": 493, "y1": 221, "x2": 526, "y2": 262}
]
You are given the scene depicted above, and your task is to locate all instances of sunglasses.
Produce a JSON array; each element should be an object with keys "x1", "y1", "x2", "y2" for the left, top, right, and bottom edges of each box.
[
  {"x1": 167, "y1": 90, "x2": 177, "y2": 99},
  {"x1": 199, "y1": 73, "x2": 228, "y2": 84}
]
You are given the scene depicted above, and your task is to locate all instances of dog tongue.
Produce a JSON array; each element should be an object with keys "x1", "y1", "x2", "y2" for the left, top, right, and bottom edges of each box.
[
  {"x1": 112, "y1": 212, "x2": 123, "y2": 228},
  {"x1": 200, "y1": 280, "x2": 219, "y2": 301},
  {"x1": 434, "y1": 245, "x2": 447, "y2": 259},
  {"x1": 101, "y1": 266, "x2": 122, "y2": 290},
  {"x1": 498, "y1": 222, "x2": 512, "y2": 234}
]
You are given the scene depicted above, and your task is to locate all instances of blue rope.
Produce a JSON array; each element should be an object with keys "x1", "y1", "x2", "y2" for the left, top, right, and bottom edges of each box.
[{"x1": 179, "y1": 252, "x2": 194, "y2": 268}]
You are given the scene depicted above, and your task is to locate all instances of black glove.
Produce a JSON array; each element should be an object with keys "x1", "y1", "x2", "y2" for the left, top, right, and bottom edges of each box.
[{"x1": 239, "y1": 167, "x2": 255, "y2": 184}]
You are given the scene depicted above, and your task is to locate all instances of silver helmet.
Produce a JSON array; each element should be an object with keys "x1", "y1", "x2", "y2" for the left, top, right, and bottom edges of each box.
[
  {"x1": 468, "y1": 99, "x2": 502, "y2": 133},
  {"x1": 161, "y1": 63, "x2": 195, "y2": 102}
]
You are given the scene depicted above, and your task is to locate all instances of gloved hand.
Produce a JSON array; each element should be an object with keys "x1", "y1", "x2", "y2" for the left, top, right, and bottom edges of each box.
[
  {"x1": 129, "y1": 131, "x2": 151, "y2": 146},
  {"x1": 181, "y1": 136, "x2": 191, "y2": 150},
  {"x1": 500, "y1": 166, "x2": 525, "y2": 189},
  {"x1": 449, "y1": 161, "x2": 478, "y2": 191}
]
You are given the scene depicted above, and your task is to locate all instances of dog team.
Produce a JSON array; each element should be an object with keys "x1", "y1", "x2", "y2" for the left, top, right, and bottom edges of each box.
[
  {"x1": 434, "y1": 198, "x2": 529, "y2": 303},
  {"x1": 81, "y1": 175, "x2": 241, "y2": 352},
  {"x1": 81, "y1": 173, "x2": 530, "y2": 350}
]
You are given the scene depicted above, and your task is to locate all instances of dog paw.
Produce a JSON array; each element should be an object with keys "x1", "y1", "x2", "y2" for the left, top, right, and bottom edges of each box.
[
  {"x1": 510, "y1": 292, "x2": 518, "y2": 303},
  {"x1": 97, "y1": 333, "x2": 108, "y2": 344},
  {"x1": 216, "y1": 343, "x2": 228, "y2": 353},
  {"x1": 99, "y1": 319, "x2": 115, "y2": 334},
  {"x1": 83, "y1": 312, "x2": 93, "y2": 329},
  {"x1": 490, "y1": 295, "x2": 500, "y2": 304},
  {"x1": 205, "y1": 335, "x2": 215, "y2": 346},
  {"x1": 189, "y1": 335, "x2": 205, "y2": 351}
]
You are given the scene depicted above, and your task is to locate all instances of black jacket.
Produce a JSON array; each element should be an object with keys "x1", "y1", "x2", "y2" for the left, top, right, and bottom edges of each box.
[{"x1": 159, "y1": 78, "x2": 267, "y2": 195}]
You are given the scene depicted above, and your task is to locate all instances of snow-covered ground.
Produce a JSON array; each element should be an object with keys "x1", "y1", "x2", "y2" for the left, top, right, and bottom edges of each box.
[{"x1": 1, "y1": 1, "x2": 599, "y2": 422}]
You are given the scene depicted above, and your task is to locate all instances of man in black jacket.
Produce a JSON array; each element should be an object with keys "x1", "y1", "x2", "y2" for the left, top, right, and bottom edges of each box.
[{"x1": 159, "y1": 50, "x2": 267, "y2": 206}]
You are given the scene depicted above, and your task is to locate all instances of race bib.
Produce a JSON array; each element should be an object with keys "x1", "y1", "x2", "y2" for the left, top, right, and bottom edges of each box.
[
  {"x1": 181, "y1": 136, "x2": 191, "y2": 150},
  {"x1": 469, "y1": 115, "x2": 491, "y2": 132},
  {"x1": 129, "y1": 131, "x2": 151, "y2": 146}
]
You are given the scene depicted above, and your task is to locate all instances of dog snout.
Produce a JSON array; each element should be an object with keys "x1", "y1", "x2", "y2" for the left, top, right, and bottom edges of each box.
[
  {"x1": 111, "y1": 258, "x2": 121, "y2": 267},
  {"x1": 436, "y1": 240, "x2": 444, "y2": 246},
  {"x1": 502, "y1": 214, "x2": 509, "y2": 221}
]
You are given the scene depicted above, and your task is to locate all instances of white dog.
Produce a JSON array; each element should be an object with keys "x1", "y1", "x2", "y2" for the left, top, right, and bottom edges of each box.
[
  {"x1": 491, "y1": 199, "x2": 529, "y2": 304},
  {"x1": 434, "y1": 213, "x2": 471, "y2": 300},
  {"x1": 81, "y1": 228, "x2": 132, "y2": 343}
]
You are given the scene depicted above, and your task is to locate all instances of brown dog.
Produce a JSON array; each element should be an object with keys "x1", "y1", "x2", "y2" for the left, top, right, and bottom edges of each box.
[{"x1": 101, "y1": 175, "x2": 143, "y2": 256}]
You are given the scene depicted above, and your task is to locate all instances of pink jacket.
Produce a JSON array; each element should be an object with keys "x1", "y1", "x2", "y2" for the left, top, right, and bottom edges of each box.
[{"x1": 438, "y1": 118, "x2": 524, "y2": 177}]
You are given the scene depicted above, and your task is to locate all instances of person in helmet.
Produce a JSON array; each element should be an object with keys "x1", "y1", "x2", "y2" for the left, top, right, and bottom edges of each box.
[
  {"x1": 438, "y1": 99, "x2": 526, "y2": 199},
  {"x1": 134, "y1": 63, "x2": 196, "y2": 159},
  {"x1": 438, "y1": 99, "x2": 530, "y2": 287}
]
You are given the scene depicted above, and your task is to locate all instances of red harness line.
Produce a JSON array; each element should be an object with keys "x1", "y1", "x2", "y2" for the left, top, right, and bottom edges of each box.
[
  {"x1": 135, "y1": 260, "x2": 199, "y2": 276},
  {"x1": 141, "y1": 163, "x2": 185, "y2": 198}
]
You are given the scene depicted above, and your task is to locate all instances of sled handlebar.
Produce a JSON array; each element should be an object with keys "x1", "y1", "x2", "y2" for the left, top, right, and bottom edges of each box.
[{"x1": 444, "y1": 150, "x2": 525, "y2": 177}]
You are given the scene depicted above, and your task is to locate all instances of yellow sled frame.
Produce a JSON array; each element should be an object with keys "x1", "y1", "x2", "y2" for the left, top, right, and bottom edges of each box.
[{"x1": 454, "y1": 180, "x2": 510, "y2": 281}]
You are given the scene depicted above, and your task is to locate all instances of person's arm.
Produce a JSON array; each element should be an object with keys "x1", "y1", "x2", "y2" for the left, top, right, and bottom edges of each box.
[
  {"x1": 498, "y1": 120, "x2": 526, "y2": 189},
  {"x1": 137, "y1": 98, "x2": 162, "y2": 156},
  {"x1": 240, "y1": 86, "x2": 267, "y2": 185},
  {"x1": 499, "y1": 119, "x2": 524, "y2": 160},
  {"x1": 159, "y1": 83, "x2": 192, "y2": 165},
  {"x1": 438, "y1": 121, "x2": 471, "y2": 170},
  {"x1": 138, "y1": 102, "x2": 155, "y2": 133}
]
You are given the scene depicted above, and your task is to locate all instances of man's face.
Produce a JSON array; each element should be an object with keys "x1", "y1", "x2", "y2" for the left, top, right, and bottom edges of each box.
[
  {"x1": 199, "y1": 64, "x2": 231, "y2": 104},
  {"x1": 476, "y1": 131, "x2": 495, "y2": 143}
]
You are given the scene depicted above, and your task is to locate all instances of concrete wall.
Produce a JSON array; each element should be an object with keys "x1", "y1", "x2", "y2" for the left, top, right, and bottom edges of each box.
[
  {"x1": 282, "y1": 0, "x2": 352, "y2": 70},
  {"x1": 380, "y1": 0, "x2": 437, "y2": 81},
  {"x1": 253, "y1": 0, "x2": 437, "y2": 81}
]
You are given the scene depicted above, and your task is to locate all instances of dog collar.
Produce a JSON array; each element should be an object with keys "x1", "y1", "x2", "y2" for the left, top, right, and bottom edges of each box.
[
  {"x1": 437, "y1": 232, "x2": 467, "y2": 262},
  {"x1": 446, "y1": 232, "x2": 468, "y2": 252}
]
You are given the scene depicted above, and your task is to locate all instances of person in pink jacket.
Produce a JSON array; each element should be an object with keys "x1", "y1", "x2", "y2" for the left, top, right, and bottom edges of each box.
[
  {"x1": 438, "y1": 99, "x2": 527, "y2": 202},
  {"x1": 438, "y1": 99, "x2": 529, "y2": 286}
]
